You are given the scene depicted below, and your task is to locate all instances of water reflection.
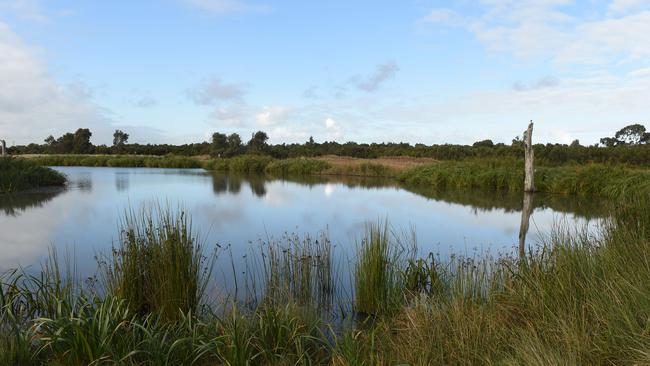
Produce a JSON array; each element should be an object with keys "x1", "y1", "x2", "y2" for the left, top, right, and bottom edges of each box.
[
  {"x1": 0, "y1": 190, "x2": 64, "y2": 217},
  {"x1": 0, "y1": 167, "x2": 609, "y2": 276},
  {"x1": 115, "y1": 173, "x2": 130, "y2": 192}
]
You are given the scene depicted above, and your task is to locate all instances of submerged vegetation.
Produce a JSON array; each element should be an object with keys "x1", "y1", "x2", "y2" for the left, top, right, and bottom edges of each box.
[
  {"x1": 0, "y1": 158, "x2": 66, "y2": 194},
  {"x1": 2, "y1": 193, "x2": 650, "y2": 364}
]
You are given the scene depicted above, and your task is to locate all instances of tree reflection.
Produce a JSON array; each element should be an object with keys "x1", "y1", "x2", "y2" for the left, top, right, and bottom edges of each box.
[{"x1": 0, "y1": 190, "x2": 64, "y2": 217}]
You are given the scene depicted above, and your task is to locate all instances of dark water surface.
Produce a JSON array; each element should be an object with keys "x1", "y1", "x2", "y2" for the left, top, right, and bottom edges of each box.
[{"x1": 0, "y1": 167, "x2": 606, "y2": 278}]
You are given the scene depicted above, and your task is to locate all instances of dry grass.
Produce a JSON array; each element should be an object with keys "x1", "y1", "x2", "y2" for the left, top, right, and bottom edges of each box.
[{"x1": 315, "y1": 155, "x2": 438, "y2": 172}]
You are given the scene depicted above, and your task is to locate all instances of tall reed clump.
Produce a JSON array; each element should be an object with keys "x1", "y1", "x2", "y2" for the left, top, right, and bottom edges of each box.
[
  {"x1": 102, "y1": 205, "x2": 216, "y2": 320},
  {"x1": 354, "y1": 222, "x2": 416, "y2": 315},
  {"x1": 244, "y1": 233, "x2": 334, "y2": 311},
  {"x1": 0, "y1": 158, "x2": 66, "y2": 194}
]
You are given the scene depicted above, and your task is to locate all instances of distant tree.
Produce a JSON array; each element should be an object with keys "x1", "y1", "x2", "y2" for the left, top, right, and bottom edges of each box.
[
  {"x1": 247, "y1": 131, "x2": 269, "y2": 154},
  {"x1": 44, "y1": 135, "x2": 55, "y2": 145},
  {"x1": 308, "y1": 136, "x2": 315, "y2": 145},
  {"x1": 473, "y1": 139, "x2": 494, "y2": 148},
  {"x1": 599, "y1": 137, "x2": 618, "y2": 147},
  {"x1": 55, "y1": 133, "x2": 75, "y2": 153},
  {"x1": 570, "y1": 139, "x2": 581, "y2": 147},
  {"x1": 226, "y1": 133, "x2": 243, "y2": 157},
  {"x1": 211, "y1": 132, "x2": 228, "y2": 157},
  {"x1": 614, "y1": 124, "x2": 648, "y2": 145},
  {"x1": 511, "y1": 136, "x2": 524, "y2": 147},
  {"x1": 113, "y1": 130, "x2": 129, "y2": 147},
  {"x1": 72, "y1": 128, "x2": 93, "y2": 154}
]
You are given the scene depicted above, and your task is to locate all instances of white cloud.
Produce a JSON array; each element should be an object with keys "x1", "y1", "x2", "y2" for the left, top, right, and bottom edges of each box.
[
  {"x1": 608, "y1": 0, "x2": 650, "y2": 14},
  {"x1": 255, "y1": 106, "x2": 291, "y2": 127},
  {"x1": 0, "y1": 0, "x2": 48, "y2": 23},
  {"x1": 422, "y1": 1, "x2": 650, "y2": 66},
  {"x1": 181, "y1": 0, "x2": 268, "y2": 14},
  {"x1": 419, "y1": 8, "x2": 465, "y2": 26},
  {"x1": 0, "y1": 21, "x2": 113, "y2": 145},
  {"x1": 324, "y1": 117, "x2": 343, "y2": 139}
]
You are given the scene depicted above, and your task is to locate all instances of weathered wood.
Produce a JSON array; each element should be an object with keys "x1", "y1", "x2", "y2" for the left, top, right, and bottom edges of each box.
[
  {"x1": 518, "y1": 192, "x2": 534, "y2": 260},
  {"x1": 0, "y1": 139, "x2": 6, "y2": 157},
  {"x1": 523, "y1": 121, "x2": 535, "y2": 192}
]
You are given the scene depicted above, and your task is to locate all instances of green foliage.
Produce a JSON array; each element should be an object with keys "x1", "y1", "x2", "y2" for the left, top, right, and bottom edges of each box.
[
  {"x1": 102, "y1": 205, "x2": 216, "y2": 321},
  {"x1": 11, "y1": 124, "x2": 650, "y2": 167},
  {"x1": 265, "y1": 158, "x2": 330, "y2": 175},
  {"x1": 112, "y1": 129, "x2": 129, "y2": 147},
  {"x1": 354, "y1": 222, "x2": 415, "y2": 316},
  {"x1": 399, "y1": 159, "x2": 650, "y2": 200},
  {"x1": 0, "y1": 158, "x2": 66, "y2": 193}
]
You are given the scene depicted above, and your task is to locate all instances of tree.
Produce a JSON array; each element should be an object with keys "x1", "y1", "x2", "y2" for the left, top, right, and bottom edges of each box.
[
  {"x1": 44, "y1": 135, "x2": 55, "y2": 145},
  {"x1": 599, "y1": 137, "x2": 618, "y2": 147},
  {"x1": 570, "y1": 139, "x2": 581, "y2": 147},
  {"x1": 226, "y1": 133, "x2": 243, "y2": 157},
  {"x1": 473, "y1": 139, "x2": 494, "y2": 148},
  {"x1": 55, "y1": 133, "x2": 75, "y2": 153},
  {"x1": 247, "y1": 131, "x2": 269, "y2": 154},
  {"x1": 211, "y1": 132, "x2": 228, "y2": 157},
  {"x1": 614, "y1": 124, "x2": 648, "y2": 145},
  {"x1": 72, "y1": 128, "x2": 93, "y2": 154},
  {"x1": 113, "y1": 130, "x2": 129, "y2": 147}
]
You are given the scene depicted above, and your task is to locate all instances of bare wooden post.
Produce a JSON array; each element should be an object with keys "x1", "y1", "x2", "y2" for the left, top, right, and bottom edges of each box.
[
  {"x1": 518, "y1": 192, "x2": 534, "y2": 259},
  {"x1": 0, "y1": 139, "x2": 6, "y2": 157},
  {"x1": 523, "y1": 121, "x2": 535, "y2": 192}
]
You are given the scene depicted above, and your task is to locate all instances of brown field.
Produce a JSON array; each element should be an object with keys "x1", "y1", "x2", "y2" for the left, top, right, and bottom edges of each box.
[{"x1": 314, "y1": 155, "x2": 438, "y2": 172}]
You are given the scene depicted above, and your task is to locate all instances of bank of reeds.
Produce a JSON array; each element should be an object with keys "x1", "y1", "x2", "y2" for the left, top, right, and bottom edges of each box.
[
  {"x1": 3, "y1": 194, "x2": 650, "y2": 364},
  {"x1": 25, "y1": 154, "x2": 204, "y2": 169},
  {"x1": 0, "y1": 158, "x2": 66, "y2": 193},
  {"x1": 399, "y1": 158, "x2": 650, "y2": 200}
]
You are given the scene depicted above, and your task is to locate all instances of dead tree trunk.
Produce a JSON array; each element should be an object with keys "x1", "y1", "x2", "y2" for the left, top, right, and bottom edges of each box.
[
  {"x1": 523, "y1": 122, "x2": 535, "y2": 192},
  {"x1": 518, "y1": 192, "x2": 534, "y2": 259},
  {"x1": 0, "y1": 140, "x2": 6, "y2": 157}
]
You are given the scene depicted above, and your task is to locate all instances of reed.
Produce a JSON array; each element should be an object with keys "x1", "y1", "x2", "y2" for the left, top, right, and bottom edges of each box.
[
  {"x1": 243, "y1": 233, "x2": 334, "y2": 311},
  {"x1": 399, "y1": 158, "x2": 650, "y2": 200},
  {"x1": 354, "y1": 221, "x2": 416, "y2": 315},
  {"x1": 0, "y1": 158, "x2": 66, "y2": 193},
  {"x1": 101, "y1": 205, "x2": 216, "y2": 321}
]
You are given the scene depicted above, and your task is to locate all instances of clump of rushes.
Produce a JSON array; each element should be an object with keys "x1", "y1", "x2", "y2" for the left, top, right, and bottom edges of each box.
[
  {"x1": 354, "y1": 221, "x2": 415, "y2": 316},
  {"x1": 244, "y1": 232, "x2": 334, "y2": 311},
  {"x1": 102, "y1": 204, "x2": 217, "y2": 321},
  {"x1": 0, "y1": 158, "x2": 66, "y2": 193}
]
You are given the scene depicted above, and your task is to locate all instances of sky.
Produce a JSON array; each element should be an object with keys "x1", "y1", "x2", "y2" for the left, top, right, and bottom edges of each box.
[{"x1": 0, "y1": 0, "x2": 649, "y2": 146}]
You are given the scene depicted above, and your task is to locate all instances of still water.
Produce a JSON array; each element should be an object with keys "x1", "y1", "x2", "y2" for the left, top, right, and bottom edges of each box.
[{"x1": 0, "y1": 167, "x2": 606, "y2": 277}]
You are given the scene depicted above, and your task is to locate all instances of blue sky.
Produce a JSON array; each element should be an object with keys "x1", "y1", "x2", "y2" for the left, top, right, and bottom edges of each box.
[{"x1": 1, "y1": 0, "x2": 649, "y2": 146}]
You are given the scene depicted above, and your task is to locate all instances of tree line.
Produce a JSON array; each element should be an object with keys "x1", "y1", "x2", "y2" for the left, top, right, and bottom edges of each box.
[{"x1": 7, "y1": 124, "x2": 650, "y2": 166}]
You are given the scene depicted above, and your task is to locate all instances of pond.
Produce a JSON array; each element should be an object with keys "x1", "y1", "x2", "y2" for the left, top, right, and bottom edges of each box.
[{"x1": 0, "y1": 166, "x2": 607, "y2": 289}]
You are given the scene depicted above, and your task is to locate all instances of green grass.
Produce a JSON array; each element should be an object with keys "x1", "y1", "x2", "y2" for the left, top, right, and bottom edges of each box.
[
  {"x1": 0, "y1": 158, "x2": 66, "y2": 194},
  {"x1": 399, "y1": 158, "x2": 650, "y2": 200},
  {"x1": 24, "y1": 154, "x2": 204, "y2": 169}
]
